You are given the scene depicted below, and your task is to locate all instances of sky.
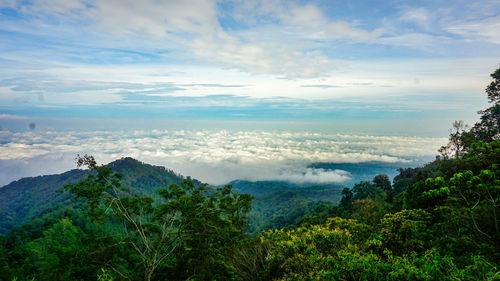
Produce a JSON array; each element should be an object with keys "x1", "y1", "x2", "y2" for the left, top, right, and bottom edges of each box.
[{"x1": 0, "y1": 0, "x2": 499, "y2": 185}]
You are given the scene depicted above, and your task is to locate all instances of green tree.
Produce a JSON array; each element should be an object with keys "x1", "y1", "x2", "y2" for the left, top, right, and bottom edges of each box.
[
  {"x1": 158, "y1": 181, "x2": 252, "y2": 280},
  {"x1": 24, "y1": 218, "x2": 86, "y2": 281},
  {"x1": 340, "y1": 187, "x2": 353, "y2": 211},
  {"x1": 374, "y1": 174, "x2": 393, "y2": 202},
  {"x1": 423, "y1": 165, "x2": 500, "y2": 251},
  {"x1": 64, "y1": 155, "x2": 180, "y2": 281},
  {"x1": 379, "y1": 209, "x2": 432, "y2": 255},
  {"x1": 65, "y1": 155, "x2": 252, "y2": 281},
  {"x1": 470, "y1": 66, "x2": 500, "y2": 143},
  {"x1": 486, "y1": 66, "x2": 500, "y2": 105},
  {"x1": 352, "y1": 181, "x2": 384, "y2": 201},
  {"x1": 353, "y1": 197, "x2": 390, "y2": 226}
]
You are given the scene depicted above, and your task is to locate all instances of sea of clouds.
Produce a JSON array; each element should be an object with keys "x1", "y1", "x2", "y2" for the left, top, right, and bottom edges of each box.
[{"x1": 0, "y1": 129, "x2": 447, "y2": 186}]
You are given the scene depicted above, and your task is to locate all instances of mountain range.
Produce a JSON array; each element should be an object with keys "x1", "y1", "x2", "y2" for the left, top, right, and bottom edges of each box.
[{"x1": 0, "y1": 157, "x2": 409, "y2": 234}]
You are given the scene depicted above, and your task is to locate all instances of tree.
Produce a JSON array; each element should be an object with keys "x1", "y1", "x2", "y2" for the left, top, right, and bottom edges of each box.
[
  {"x1": 485, "y1": 66, "x2": 500, "y2": 105},
  {"x1": 379, "y1": 209, "x2": 432, "y2": 255},
  {"x1": 423, "y1": 160, "x2": 500, "y2": 251},
  {"x1": 24, "y1": 218, "x2": 86, "y2": 281},
  {"x1": 472, "y1": 105, "x2": 500, "y2": 142},
  {"x1": 439, "y1": 120, "x2": 470, "y2": 159},
  {"x1": 353, "y1": 198, "x2": 390, "y2": 226},
  {"x1": 339, "y1": 187, "x2": 353, "y2": 211},
  {"x1": 470, "y1": 66, "x2": 500, "y2": 142},
  {"x1": 64, "y1": 155, "x2": 180, "y2": 281},
  {"x1": 373, "y1": 174, "x2": 392, "y2": 202},
  {"x1": 64, "y1": 155, "x2": 253, "y2": 281},
  {"x1": 158, "y1": 181, "x2": 252, "y2": 280},
  {"x1": 352, "y1": 181, "x2": 384, "y2": 201}
]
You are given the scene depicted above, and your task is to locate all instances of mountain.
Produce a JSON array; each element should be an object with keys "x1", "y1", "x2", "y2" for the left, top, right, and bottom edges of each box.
[
  {"x1": 0, "y1": 157, "x2": 199, "y2": 234},
  {"x1": 230, "y1": 180, "x2": 344, "y2": 201},
  {"x1": 0, "y1": 157, "x2": 349, "y2": 235},
  {"x1": 309, "y1": 161, "x2": 422, "y2": 187},
  {"x1": 229, "y1": 180, "x2": 345, "y2": 233}
]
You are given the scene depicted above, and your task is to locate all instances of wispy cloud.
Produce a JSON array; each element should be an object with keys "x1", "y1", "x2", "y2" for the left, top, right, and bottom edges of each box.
[
  {"x1": 399, "y1": 7, "x2": 434, "y2": 30},
  {"x1": 0, "y1": 114, "x2": 27, "y2": 120},
  {"x1": 445, "y1": 15, "x2": 500, "y2": 44},
  {"x1": 301, "y1": 84, "x2": 342, "y2": 89},
  {"x1": 0, "y1": 57, "x2": 492, "y2": 108}
]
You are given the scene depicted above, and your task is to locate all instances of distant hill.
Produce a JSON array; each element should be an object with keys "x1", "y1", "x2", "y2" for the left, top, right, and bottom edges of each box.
[
  {"x1": 309, "y1": 161, "x2": 422, "y2": 187},
  {"x1": 230, "y1": 180, "x2": 345, "y2": 233},
  {"x1": 0, "y1": 157, "x2": 200, "y2": 234},
  {"x1": 230, "y1": 180, "x2": 344, "y2": 201}
]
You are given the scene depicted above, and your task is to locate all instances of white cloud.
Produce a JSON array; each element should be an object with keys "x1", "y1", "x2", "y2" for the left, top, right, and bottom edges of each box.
[
  {"x1": 43, "y1": 89, "x2": 125, "y2": 105},
  {"x1": 282, "y1": 4, "x2": 327, "y2": 28},
  {"x1": 0, "y1": 114, "x2": 27, "y2": 120},
  {"x1": 1, "y1": 57, "x2": 492, "y2": 106},
  {"x1": 376, "y1": 33, "x2": 450, "y2": 51},
  {"x1": 0, "y1": 129, "x2": 446, "y2": 186},
  {"x1": 20, "y1": 0, "x2": 88, "y2": 18},
  {"x1": 445, "y1": 15, "x2": 500, "y2": 44},
  {"x1": 258, "y1": 168, "x2": 352, "y2": 184},
  {"x1": 399, "y1": 7, "x2": 433, "y2": 30},
  {"x1": 89, "y1": 0, "x2": 218, "y2": 38},
  {"x1": 333, "y1": 24, "x2": 384, "y2": 42},
  {"x1": 0, "y1": 0, "x2": 387, "y2": 78}
]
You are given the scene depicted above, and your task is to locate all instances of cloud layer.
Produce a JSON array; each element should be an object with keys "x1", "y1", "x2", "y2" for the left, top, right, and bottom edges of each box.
[{"x1": 0, "y1": 129, "x2": 446, "y2": 186}]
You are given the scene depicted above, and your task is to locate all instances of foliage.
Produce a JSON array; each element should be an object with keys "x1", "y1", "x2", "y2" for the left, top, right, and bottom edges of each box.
[
  {"x1": 379, "y1": 209, "x2": 432, "y2": 255},
  {"x1": 97, "y1": 268, "x2": 114, "y2": 281},
  {"x1": 352, "y1": 197, "x2": 391, "y2": 226},
  {"x1": 422, "y1": 166, "x2": 500, "y2": 250},
  {"x1": 264, "y1": 218, "x2": 353, "y2": 281},
  {"x1": 158, "y1": 181, "x2": 252, "y2": 280},
  {"x1": 226, "y1": 237, "x2": 272, "y2": 281},
  {"x1": 263, "y1": 217, "x2": 499, "y2": 281},
  {"x1": 64, "y1": 155, "x2": 182, "y2": 281},
  {"x1": 247, "y1": 190, "x2": 339, "y2": 233},
  {"x1": 23, "y1": 218, "x2": 86, "y2": 281}
]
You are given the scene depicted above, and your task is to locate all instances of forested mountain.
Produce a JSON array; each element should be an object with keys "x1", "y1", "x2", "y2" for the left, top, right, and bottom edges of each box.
[
  {"x1": 0, "y1": 157, "x2": 198, "y2": 234},
  {"x1": 231, "y1": 180, "x2": 343, "y2": 200},
  {"x1": 0, "y1": 158, "x2": 344, "y2": 235},
  {"x1": 1, "y1": 155, "x2": 410, "y2": 235},
  {"x1": 230, "y1": 180, "x2": 344, "y2": 233}
]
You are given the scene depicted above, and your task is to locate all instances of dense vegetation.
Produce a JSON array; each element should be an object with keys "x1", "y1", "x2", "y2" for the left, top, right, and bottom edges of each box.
[
  {"x1": 0, "y1": 66, "x2": 499, "y2": 280},
  {"x1": 230, "y1": 180, "x2": 343, "y2": 234}
]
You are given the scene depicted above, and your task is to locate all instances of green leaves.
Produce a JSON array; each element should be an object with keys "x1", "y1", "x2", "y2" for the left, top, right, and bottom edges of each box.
[
  {"x1": 156, "y1": 180, "x2": 252, "y2": 280},
  {"x1": 24, "y1": 218, "x2": 86, "y2": 281}
]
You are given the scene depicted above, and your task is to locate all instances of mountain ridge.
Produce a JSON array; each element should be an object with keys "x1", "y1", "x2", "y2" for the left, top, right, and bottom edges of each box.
[{"x1": 0, "y1": 157, "x2": 198, "y2": 234}]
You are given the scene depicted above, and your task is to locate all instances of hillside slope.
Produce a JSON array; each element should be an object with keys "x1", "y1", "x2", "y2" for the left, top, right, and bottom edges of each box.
[{"x1": 0, "y1": 157, "x2": 198, "y2": 234}]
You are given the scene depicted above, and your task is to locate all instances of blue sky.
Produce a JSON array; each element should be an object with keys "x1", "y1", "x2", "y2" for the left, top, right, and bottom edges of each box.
[
  {"x1": 0, "y1": 0, "x2": 499, "y2": 185},
  {"x1": 0, "y1": 0, "x2": 499, "y2": 133}
]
